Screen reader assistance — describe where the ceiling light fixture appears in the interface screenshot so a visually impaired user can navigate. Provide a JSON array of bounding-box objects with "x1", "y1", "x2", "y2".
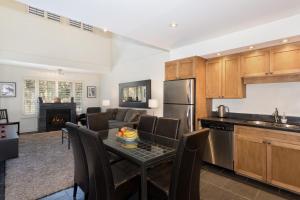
[
  {"x1": 217, "y1": 53, "x2": 222, "y2": 56},
  {"x1": 282, "y1": 39, "x2": 288, "y2": 43},
  {"x1": 249, "y1": 46, "x2": 254, "y2": 49},
  {"x1": 103, "y1": 28, "x2": 108, "y2": 32},
  {"x1": 170, "y1": 22, "x2": 178, "y2": 28}
]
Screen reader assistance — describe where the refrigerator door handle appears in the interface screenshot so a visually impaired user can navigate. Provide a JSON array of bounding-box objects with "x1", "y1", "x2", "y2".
[
  {"x1": 187, "y1": 81, "x2": 191, "y2": 103},
  {"x1": 186, "y1": 107, "x2": 191, "y2": 132}
]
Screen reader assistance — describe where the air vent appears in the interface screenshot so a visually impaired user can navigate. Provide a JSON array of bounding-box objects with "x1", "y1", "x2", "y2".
[
  {"x1": 83, "y1": 24, "x2": 93, "y2": 32},
  {"x1": 69, "y1": 19, "x2": 81, "y2": 28},
  {"x1": 28, "y1": 6, "x2": 44, "y2": 17},
  {"x1": 47, "y1": 12, "x2": 60, "y2": 22}
]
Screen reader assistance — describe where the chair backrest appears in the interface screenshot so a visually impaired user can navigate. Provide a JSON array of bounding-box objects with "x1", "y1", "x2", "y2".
[
  {"x1": 169, "y1": 129, "x2": 209, "y2": 200},
  {"x1": 87, "y1": 107, "x2": 101, "y2": 114},
  {"x1": 137, "y1": 115, "x2": 157, "y2": 134},
  {"x1": 78, "y1": 127, "x2": 115, "y2": 200},
  {"x1": 86, "y1": 113, "x2": 109, "y2": 132},
  {"x1": 0, "y1": 109, "x2": 8, "y2": 123},
  {"x1": 154, "y1": 117, "x2": 180, "y2": 139},
  {"x1": 65, "y1": 122, "x2": 89, "y2": 193}
]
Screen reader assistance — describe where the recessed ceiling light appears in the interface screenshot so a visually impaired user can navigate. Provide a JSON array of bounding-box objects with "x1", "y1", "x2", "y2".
[
  {"x1": 169, "y1": 22, "x2": 178, "y2": 28},
  {"x1": 282, "y1": 39, "x2": 288, "y2": 43},
  {"x1": 103, "y1": 28, "x2": 108, "y2": 32},
  {"x1": 217, "y1": 53, "x2": 221, "y2": 56},
  {"x1": 249, "y1": 46, "x2": 254, "y2": 49}
]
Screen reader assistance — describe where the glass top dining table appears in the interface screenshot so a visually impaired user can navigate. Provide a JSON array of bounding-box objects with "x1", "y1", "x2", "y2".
[{"x1": 101, "y1": 129, "x2": 178, "y2": 200}]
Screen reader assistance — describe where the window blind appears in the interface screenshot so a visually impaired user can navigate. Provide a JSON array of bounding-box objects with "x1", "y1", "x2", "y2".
[
  {"x1": 74, "y1": 83, "x2": 83, "y2": 113},
  {"x1": 24, "y1": 80, "x2": 36, "y2": 115},
  {"x1": 58, "y1": 81, "x2": 72, "y2": 103},
  {"x1": 39, "y1": 80, "x2": 56, "y2": 103}
]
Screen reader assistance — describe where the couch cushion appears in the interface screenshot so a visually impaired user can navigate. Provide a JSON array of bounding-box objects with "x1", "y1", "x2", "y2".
[
  {"x1": 109, "y1": 121, "x2": 127, "y2": 129},
  {"x1": 106, "y1": 108, "x2": 118, "y2": 120},
  {"x1": 124, "y1": 110, "x2": 139, "y2": 122},
  {"x1": 115, "y1": 109, "x2": 128, "y2": 121}
]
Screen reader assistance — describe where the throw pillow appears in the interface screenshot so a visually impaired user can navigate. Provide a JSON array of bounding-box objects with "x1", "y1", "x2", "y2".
[
  {"x1": 124, "y1": 110, "x2": 139, "y2": 122},
  {"x1": 115, "y1": 109, "x2": 128, "y2": 121},
  {"x1": 106, "y1": 108, "x2": 118, "y2": 120}
]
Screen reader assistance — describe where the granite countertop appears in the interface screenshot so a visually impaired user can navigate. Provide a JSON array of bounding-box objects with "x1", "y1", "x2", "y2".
[{"x1": 199, "y1": 117, "x2": 300, "y2": 133}]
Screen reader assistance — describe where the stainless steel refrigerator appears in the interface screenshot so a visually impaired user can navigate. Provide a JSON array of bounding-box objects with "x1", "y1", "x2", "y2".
[{"x1": 163, "y1": 79, "x2": 195, "y2": 136}]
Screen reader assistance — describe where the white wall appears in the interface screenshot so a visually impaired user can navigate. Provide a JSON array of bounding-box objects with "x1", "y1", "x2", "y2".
[
  {"x1": 213, "y1": 83, "x2": 300, "y2": 117},
  {"x1": 0, "y1": 65, "x2": 102, "y2": 133},
  {"x1": 0, "y1": 0, "x2": 112, "y2": 74},
  {"x1": 99, "y1": 35, "x2": 169, "y2": 116}
]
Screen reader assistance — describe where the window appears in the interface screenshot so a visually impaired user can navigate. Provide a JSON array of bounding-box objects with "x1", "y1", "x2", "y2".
[
  {"x1": 39, "y1": 80, "x2": 56, "y2": 103},
  {"x1": 23, "y1": 79, "x2": 84, "y2": 115},
  {"x1": 23, "y1": 80, "x2": 36, "y2": 115},
  {"x1": 58, "y1": 81, "x2": 72, "y2": 103},
  {"x1": 74, "y1": 83, "x2": 83, "y2": 113}
]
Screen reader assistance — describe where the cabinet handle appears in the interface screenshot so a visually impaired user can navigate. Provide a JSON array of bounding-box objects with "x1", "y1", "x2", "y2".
[
  {"x1": 265, "y1": 72, "x2": 269, "y2": 75},
  {"x1": 269, "y1": 72, "x2": 273, "y2": 75}
]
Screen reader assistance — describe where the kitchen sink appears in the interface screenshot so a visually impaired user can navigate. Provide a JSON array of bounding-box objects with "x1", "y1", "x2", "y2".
[{"x1": 245, "y1": 120, "x2": 300, "y2": 129}]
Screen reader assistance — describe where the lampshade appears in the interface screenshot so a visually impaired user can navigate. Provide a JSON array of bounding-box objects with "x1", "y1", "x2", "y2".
[
  {"x1": 102, "y1": 99, "x2": 110, "y2": 107},
  {"x1": 148, "y1": 99, "x2": 158, "y2": 108}
]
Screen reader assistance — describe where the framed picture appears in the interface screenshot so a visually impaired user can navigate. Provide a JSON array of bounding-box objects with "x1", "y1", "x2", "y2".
[
  {"x1": 0, "y1": 82, "x2": 16, "y2": 97},
  {"x1": 87, "y1": 86, "x2": 96, "y2": 98}
]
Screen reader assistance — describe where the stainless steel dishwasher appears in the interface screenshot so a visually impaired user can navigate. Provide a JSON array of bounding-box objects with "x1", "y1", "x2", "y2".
[{"x1": 201, "y1": 120, "x2": 234, "y2": 170}]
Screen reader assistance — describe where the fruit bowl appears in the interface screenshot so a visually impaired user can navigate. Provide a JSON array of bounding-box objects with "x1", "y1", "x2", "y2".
[{"x1": 116, "y1": 127, "x2": 138, "y2": 143}]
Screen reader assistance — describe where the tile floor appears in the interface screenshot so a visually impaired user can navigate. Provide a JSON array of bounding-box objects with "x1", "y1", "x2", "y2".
[{"x1": 40, "y1": 164, "x2": 300, "y2": 200}]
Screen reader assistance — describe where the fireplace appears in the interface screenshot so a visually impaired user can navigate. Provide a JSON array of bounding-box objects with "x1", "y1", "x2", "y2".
[
  {"x1": 46, "y1": 109, "x2": 71, "y2": 131},
  {"x1": 38, "y1": 100, "x2": 76, "y2": 132}
]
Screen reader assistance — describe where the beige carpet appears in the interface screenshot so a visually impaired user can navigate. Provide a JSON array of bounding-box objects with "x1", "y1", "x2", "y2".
[{"x1": 5, "y1": 131, "x2": 74, "y2": 200}]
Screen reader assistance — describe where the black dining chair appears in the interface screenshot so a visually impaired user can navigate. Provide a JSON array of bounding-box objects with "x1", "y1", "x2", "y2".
[
  {"x1": 0, "y1": 109, "x2": 8, "y2": 123},
  {"x1": 86, "y1": 112, "x2": 109, "y2": 134},
  {"x1": 66, "y1": 122, "x2": 89, "y2": 200},
  {"x1": 86, "y1": 113, "x2": 122, "y2": 164},
  {"x1": 78, "y1": 126, "x2": 140, "y2": 200},
  {"x1": 137, "y1": 115, "x2": 157, "y2": 135},
  {"x1": 154, "y1": 117, "x2": 180, "y2": 139},
  {"x1": 147, "y1": 129, "x2": 209, "y2": 200},
  {"x1": 78, "y1": 107, "x2": 102, "y2": 126}
]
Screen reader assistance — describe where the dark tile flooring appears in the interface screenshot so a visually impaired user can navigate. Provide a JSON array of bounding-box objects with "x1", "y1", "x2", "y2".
[
  {"x1": 40, "y1": 163, "x2": 300, "y2": 200},
  {"x1": 0, "y1": 161, "x2": 4, "y2": 200}
]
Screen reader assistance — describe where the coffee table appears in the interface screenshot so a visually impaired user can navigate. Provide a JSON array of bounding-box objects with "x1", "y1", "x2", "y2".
[{"x1": 0, "y1": 123, "x2": 19, "y2": 161}]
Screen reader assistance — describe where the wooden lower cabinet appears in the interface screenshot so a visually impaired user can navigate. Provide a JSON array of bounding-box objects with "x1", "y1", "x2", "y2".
[
  {"x1": 234, "y1": 125, "x2": 300, "y2": 194},
  {"x1": 268, "y1": 141, "x2": 300, "y2": 192},
  {"x1": 234, "y1": 134, "x2": 267, "y2": 182}
]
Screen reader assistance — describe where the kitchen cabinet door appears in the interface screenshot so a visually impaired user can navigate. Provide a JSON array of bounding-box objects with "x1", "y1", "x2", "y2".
[
  {"x1": 270, "y1": 42, "x2": 300, "y2": 75},
  {"x1": 241, "y1": 49, "x2": 270, "y2": 77},
  {"x1": 206, "y1": 58, "x2": 222, "y2": 98},
  {"x1": 267, "y1": 141, "x2": 300, "y2": 193},
  {"x1": 222, "y1": 56, "x2": 245, "y2": 98},
  {"x1": 177, "y1": 57, "x2": 195, "y2": 79},
  {"x1": 234, "y1": 134, "x2": 267, "y2": 182},
  {"x1": 165, "y1": 61, "x2": 178, "y2": 80}
]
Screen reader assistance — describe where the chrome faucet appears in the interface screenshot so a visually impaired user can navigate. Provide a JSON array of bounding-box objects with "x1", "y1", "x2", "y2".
[{"x1": 273, "y1": 108, "x2": 280, "y2": 123}]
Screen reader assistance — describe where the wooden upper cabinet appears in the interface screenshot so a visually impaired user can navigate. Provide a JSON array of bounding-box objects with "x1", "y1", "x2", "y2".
[
  {"x1": 206, "y1": 56, "x2": 245, "y2": 99},
  {"x1": 165, "y1": 61, "x2": 178, "y2": 80},
  {"x1": 177, "y1": 58, "x2": 195, "y2": 79},
  {"x1": 206, "y1": 58, "x2": 222, "y2": 98},
  {"x1": 234, "y1": 134, "x2": 267, "y2": 182},
  {"x1": 241, "y1": 49, "x2": 270, "y2": 77},
  {"x1": 270, "y1": 42, "x2": 300, "y2": 75},
  {"x1": 223, "y1": 56, "x2": 245, "y2": 98}
]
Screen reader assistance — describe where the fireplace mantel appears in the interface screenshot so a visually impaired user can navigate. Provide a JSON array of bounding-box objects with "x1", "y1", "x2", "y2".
[{"x1": 38, "y1": 103, "x2": 76, "y2": 132}]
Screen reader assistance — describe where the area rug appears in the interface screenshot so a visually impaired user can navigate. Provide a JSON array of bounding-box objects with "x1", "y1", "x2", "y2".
[{"x1": 5, "y1": 131, "x2": 74, "y2": 200}]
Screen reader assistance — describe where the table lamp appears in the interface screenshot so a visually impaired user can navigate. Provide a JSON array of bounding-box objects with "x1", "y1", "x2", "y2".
[{"x1": 148, "y1": 99, "x2": 158, "y2": 116}]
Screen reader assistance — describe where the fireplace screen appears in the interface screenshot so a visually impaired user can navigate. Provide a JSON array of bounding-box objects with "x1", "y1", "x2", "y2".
[{"x1": 46, "y1": 109, "x2": 71, "y2": 131}]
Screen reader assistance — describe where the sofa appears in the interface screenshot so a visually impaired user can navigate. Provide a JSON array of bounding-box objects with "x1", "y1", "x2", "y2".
[{"x1": 105, "y1": 108, "x2": 147, "y2": 129}]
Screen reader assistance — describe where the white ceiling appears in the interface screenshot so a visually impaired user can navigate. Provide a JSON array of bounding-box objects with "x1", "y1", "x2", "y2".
[{"x1": 17, "y1": 0, "x2": 300, "y2": 50}]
